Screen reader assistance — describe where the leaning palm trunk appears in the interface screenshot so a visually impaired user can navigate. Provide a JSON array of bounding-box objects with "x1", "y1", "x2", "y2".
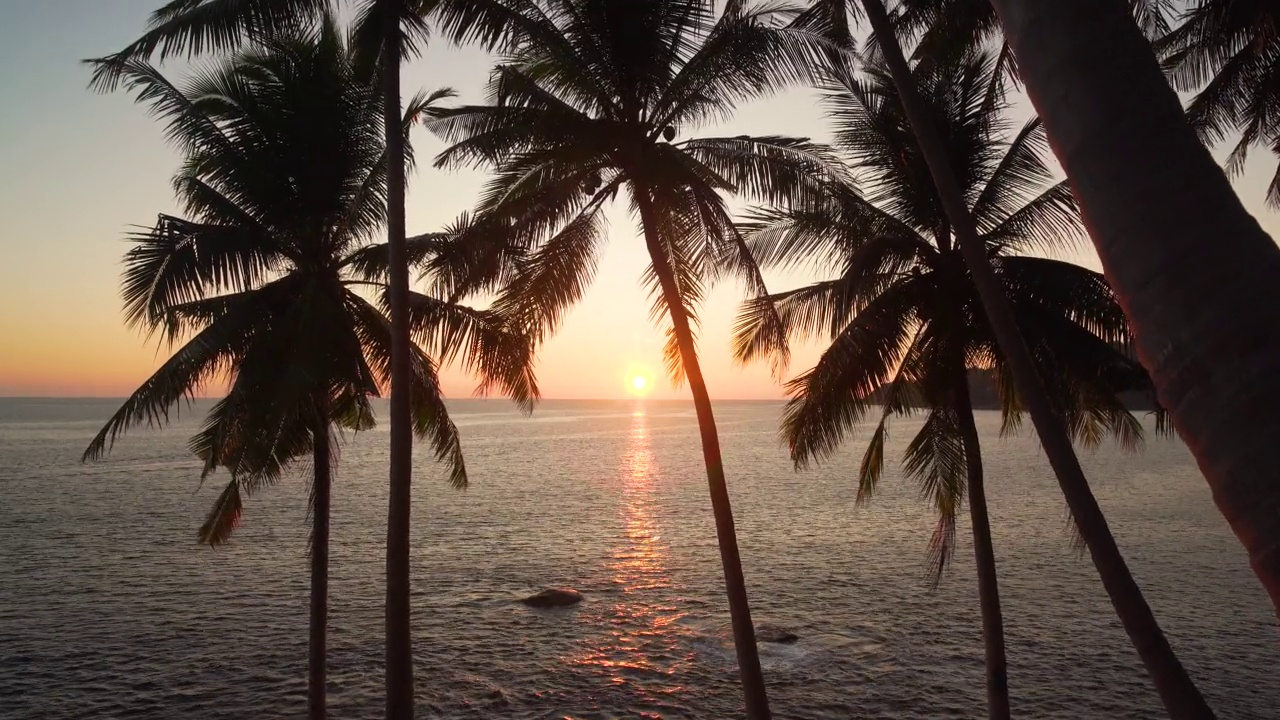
[
  {"x1": 953, "y1": 367, "x2": 1010, "y2": 720},
  {"x1": 380, "y1": 1, "x2": 415, "y2": 717},
  {"x1": 987, "y1": 0, "x2": 1280, "y2": 623},
  {"x1": 857, "y1": 1, "x2": 1214, "y2": 717},
  {"x1": 310, "y1": 418, "x2": 333, "y2": 720},
  {"x1": 636, "y1": 187, "x2": 771, "y2": 719}
]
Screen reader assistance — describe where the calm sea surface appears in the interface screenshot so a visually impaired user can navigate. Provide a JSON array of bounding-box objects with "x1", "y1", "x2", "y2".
[{"x1": 0, "y1": 398, "x2": 1276, "y2": 719}]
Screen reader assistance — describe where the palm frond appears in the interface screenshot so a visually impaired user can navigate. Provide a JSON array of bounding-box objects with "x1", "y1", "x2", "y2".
[
  {"x1": 856, "y1": 336, "x2": 927, "y2": 504},
  {"x1": 995, "y1": 257, "x2": 1128, "y2": 343},
  {"x1": 85, "y1": 0, "x2": 328, "y2": 91},
  {"x1": 83, "y1": 295, "x2": 271, "y2": 461},
  {"x1": 345, "y1": 293, "x2": 468, "y2": 487},
  {"x1": 1158, "y1": 0, "x2": 1280, "y2": 169},
  {"x1": 408, "y1": 344, "x2": 468, "y2": 489},
  {"x1": 970, "y1": 117, "x2": 1058, "y2": 231},
  {"x1": 734, "y1": 276, "x2": 867, "y2": 362},
  {"x1": 197, "y1": 478, "x2": 244, "y2": 546},
  {"x1": 403, "y1": 290, "x2": 539, "y2": 412},
  {"x1": 491, "y1": 204, "x2": 608, "y2": 342},
  {"x1": 825, "y1": 51, "x2": 1000, "y2": 234},
  {"x1": 427, "y1": 104, "x2": 598, "y2": 170},
  {"x1": 635, "y1": 180, "x2": 723, "y2": 386},
  {"x1": 344, "y1": 231, "x2": 454, "y2": 281},
  {"x1": 902, "y1": 407, "x2": 967, "y2": 584},
  {"x1": 740, "y1": 183, "x2": 931, "y2": 275},
  {"x1": 431, "y1": 0, "x2": 568, "y2": 54},
  {"x1": 348, "y1": 0, "x2": 433, "y2": 67},
  {"x1": 788, "y1": 0, "x2": 858, "y2": 48},
  {"x1": 418, "y1": 214, "x2": 531, "y2": 300},
  {"x1": 122, "y1": 215, "x2": 284, "y2": 334},
  {"x1": 859, "y1": 418, "x2": 889, "y2": 504},
  {"x1": 781, "y1": 279, "x2": 923, "y2": 466},
  {"x1": 91, "y1": 56, "x2": 242, "y2": 155},
  {"x1": 983, "y1": 180, "x2": 1082, "y2": 257},
  {"x1": 187, "y1": 282, "x2": 356, "y2": 490},
  {"x1": 654, "y1": 2, "x2": 829, "y2": 129},
  {"x1": 678, "y1": 135, "x2": 847, "y2": 207}
]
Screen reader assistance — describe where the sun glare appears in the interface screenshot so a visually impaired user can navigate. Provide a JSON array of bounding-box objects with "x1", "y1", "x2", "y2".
[{"x1": 627, "y1": 371, "x2": 653, "y2": 397}]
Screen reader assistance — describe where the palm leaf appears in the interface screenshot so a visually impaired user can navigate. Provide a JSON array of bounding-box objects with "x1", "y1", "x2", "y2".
[
  {"x1": 121, "y1": 216, "x2": 285, "y2": 336},
  {"x1": 86, "y1": 0, "x2": 328, "y2": 91},
  {"x1": 491, "y1": 204, "x2": 608, "y2": 342},
  {"x1": 654, "y1": 1, "x2": 829, "y2": 129},
  {"x1": 83, "y1": 295, "x2": 270, "y2": 461},
  {"x1": 902, "y1": 407, "x2": 967, "y2": 584},
  {"x1": 403, "y1": 290, "x2": 539, "y2": 412},
  {"x1": 983, "y1": 180, "x2": 1082, "y2": 257},
  {"x1": 740, "y1": 182, "x2": 931, "y2": 273},
  {"x1": 678, "y1": 134, "x2": 847, "y2": 207},
  {"x1": 856, "y1": 328, "x2": 927, "y2": 504},
  {"x1": 408, "y1": 344, "x2": 469, "y2": 489},
  {"x1": 781, "y1": 278, "x2": 923, "y2": 466},
  {"x1": 197, "y1": 478, "x2": 244, "y2": 546},
  {"x1": 346, "y1": 293, "x2": 468, "y2": 487}
]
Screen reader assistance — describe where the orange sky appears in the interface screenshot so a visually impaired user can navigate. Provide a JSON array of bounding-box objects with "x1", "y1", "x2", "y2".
[{"x1": 3, "y1": 1, "x2": 1279, "y2": 401}]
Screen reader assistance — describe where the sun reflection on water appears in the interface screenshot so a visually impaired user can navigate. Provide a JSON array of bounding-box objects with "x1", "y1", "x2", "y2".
[{"x1": 570, "y1": 407, "x2": 694, "y2": 695}]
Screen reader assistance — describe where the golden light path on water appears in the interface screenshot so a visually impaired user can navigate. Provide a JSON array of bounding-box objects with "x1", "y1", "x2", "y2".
[{"x1": 569, "y1": 406, "x2": 694, "y2": 699}]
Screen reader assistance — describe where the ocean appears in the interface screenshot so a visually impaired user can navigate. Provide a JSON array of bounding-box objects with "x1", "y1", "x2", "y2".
[{"x1": 0, "y1": 398, "x2": 1276, "y2": 719}]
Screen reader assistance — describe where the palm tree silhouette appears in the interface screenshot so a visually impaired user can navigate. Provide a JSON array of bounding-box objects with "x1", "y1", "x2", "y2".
[
  {"x1": 85, "y1": 3, "x2": 535, "y2": 713},
  {"x1": 847, "y1": 1, "x2": 1215, "y2": 716},
  {"x1": 735, "y1": 49, "x2": 1171, "y2": 720},
  {"x1": 82, "y1": 16, "x2": 532, "y2": 719},
  {"x1": 424, "y1": 1, "x2": 841, "y2": 716}
]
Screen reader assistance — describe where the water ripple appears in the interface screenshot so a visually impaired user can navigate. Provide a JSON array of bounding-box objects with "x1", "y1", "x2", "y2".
[{"x1": 0, "y1": 398, "x2": 1276, "y2": 719}]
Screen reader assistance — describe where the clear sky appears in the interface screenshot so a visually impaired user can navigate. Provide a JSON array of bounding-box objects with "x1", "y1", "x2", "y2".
[{"x1": 2, "y1": 1, "x2": 1278, "y2": 401}]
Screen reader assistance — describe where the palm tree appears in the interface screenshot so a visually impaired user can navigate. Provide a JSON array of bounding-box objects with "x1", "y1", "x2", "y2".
[
  {"x1": 423, "y1": 2, "x2": 836, "y2": 716},
  {"x1": 86, "y1": 3, "x2": 534, "y2": 714},
  {"x1": 1159, "y1": 1, "x2": 1280, "y2": 205},
  {"x1": 735, "y1": 49, "x2": 1170, "y2": 720},
  {"x1": 796, "y1": 1, "x2": 1218, "y2": 716},
  {"x1": 82, "y1": 18, "x2": 533, "y2": 720},
  {"x1": 983, "y1": 0, "x2": 1280, "y2": 627}
]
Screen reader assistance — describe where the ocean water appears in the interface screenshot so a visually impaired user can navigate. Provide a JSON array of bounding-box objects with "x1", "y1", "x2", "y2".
[{"x1": 0, "y1": 398, "x2": 1276, "y2": 719}]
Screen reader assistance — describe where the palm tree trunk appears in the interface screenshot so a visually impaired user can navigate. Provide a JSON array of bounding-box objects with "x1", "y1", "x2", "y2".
[
  {"x1": 987, "y1": 0, "x2": 1280, "y2": 622},
  {"x1": 380, "y1": 1, "x2": 415, "y2": 718},
  {"x1": 857, "y1": 1, "x2": 1214, "y2": 717},
  {"x1": 953, "y1": 367, "x2": 1010, "y2": 720},
  {"x1": 310, "y1": 418, "x2": 332, "y2": 720},
  {"x1": 634, "y1": 185, "x2": 771, "y2": 720}
]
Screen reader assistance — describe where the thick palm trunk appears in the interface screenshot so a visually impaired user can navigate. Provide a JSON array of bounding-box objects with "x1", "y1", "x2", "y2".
[
  {"x1": 987, "y1": 0, "x2": 1280, "y2": 623},
  {"x1": 634, "y1": 186, "x2": 771, "y2": 720},
  {"x1": 953, "y1": 369, "x2": 1010, "y2": 720},
  {"x1": 381, "y1": 1, "x2": 415, "y2": 718},
  {"x1": 857, "y1": 1, "x2": 1214, "y2": 717},
  {"x1": 310, "y1": 419, "x2": 332, "y2": 720}
]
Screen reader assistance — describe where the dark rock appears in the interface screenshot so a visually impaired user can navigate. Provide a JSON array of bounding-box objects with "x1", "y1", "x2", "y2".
[
  {"x1": 755, "y1": 623, "x2": 799, "y2": 644},
  {"x1": 519, "y1": 588, "x2": 583, "y2": 608}
]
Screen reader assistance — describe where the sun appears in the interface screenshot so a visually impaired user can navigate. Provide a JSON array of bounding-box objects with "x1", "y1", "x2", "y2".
[{"x1": 626, "y1": 371, "x2": 653, "y2": 397}]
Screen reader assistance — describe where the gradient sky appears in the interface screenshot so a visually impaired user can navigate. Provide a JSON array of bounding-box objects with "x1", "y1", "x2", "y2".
[{"x1": 2, "y1": 1, "x2": 1279, "y2": 400}]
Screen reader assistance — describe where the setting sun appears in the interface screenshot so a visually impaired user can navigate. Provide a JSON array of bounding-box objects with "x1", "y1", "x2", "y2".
[{"x1": 625, "y1": 367, "x2": 654, "y2": 397}]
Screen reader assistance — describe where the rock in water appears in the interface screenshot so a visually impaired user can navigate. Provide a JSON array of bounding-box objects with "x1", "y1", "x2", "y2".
[
  {"x1": 755, "y1": 623, "x2": 798, "y2": 644},
  {"x1": 519, "y1": 588, "x2": 583, "y2": 608}
]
